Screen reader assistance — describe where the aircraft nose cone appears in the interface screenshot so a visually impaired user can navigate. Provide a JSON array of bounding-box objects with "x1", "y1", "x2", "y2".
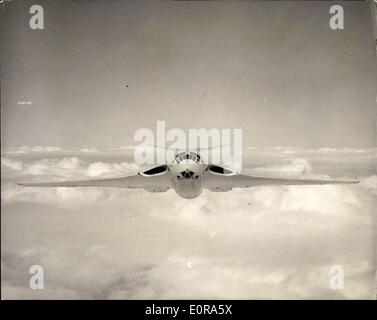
[{"x1": 174, "y1": 179, "x2": 203, "y2": 199}]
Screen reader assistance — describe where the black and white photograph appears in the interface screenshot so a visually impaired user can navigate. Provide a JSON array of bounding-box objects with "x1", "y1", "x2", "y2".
[{"x1": 1, "y1": 0, "x2": 376, "y2": 304}]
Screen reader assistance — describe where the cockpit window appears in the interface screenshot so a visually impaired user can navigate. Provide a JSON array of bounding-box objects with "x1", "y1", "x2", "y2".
[
  {"x1": 177, "y1": 169, "x2": 199, "y2": 180},
  {"x1": 182, "y1": 170, "x2": 194, "y2": 178}
]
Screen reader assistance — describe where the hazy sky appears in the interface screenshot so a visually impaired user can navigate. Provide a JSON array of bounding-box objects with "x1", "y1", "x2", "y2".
[
  {"x1": 1, "y1": 1, "x2": 376, "y2": 149},
  {"x1": 1, "y1": 1, "x2": 376, "y2": 300}
]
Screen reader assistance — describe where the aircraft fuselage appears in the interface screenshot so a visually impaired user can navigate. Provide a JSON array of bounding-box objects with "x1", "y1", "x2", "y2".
[{"x1": 168, "y1": 152, "x2": 206, "y2": 199}]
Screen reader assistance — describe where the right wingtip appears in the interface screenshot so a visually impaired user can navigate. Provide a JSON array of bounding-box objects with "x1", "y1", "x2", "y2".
[
  {"x1": 17, "y1": 182, "x2": 36, "y2": 187},
  {"x1": 17, "y1": 183, "x2": 28, "y2": 187}
]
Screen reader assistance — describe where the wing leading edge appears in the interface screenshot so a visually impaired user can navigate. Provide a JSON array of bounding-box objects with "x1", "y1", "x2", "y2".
[
  {"x1": 204, "y1": 173, "x2": 359, "y2": 192},
  {"x1": 18, "y1": 173, "x2": 170, "y2": 193}
]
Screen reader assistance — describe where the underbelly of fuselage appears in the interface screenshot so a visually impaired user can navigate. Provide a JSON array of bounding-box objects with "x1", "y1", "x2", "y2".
[{"x1": 172, "y1": 176, "x2": 204, "y2": 199}]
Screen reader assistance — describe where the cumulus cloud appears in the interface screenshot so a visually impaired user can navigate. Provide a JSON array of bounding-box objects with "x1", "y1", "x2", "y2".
[
  {"x1": 2, "y1": 145, "x2": 138, "y2": 155},
  {"x1": 79, "y1": 148, "x2": 100, "y2": 153},
  {"x1": 249, "y1": 158, "x2": 314, "y2": 177},
  {"x1": 1, "y1": 156, "x2": 140, "y2": 179},
  {"x1": 86, "y1": 162, "x2": 140, "y2": 177},
  {"x1": 1, "y1": 147, "x2": 376, "y2": 299},
  {"x1": 246, "y1": 147, "x2": 377, "y2": 162},
  {"x1": 2, "y1": 157, "x2": 24, "y2": 171},
  {"x1": 3, "y1": 146, "x2": 68, "y2": 154}
]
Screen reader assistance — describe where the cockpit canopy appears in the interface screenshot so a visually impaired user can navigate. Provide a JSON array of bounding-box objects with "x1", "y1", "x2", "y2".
[{"x1": 174, "y1": 152, "x2": 201, "y2": 164}]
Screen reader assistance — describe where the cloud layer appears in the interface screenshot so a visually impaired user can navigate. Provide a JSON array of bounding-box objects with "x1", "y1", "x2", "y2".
[{"x1": 1, "y1": 148, "x2": 376, "y2": 299}]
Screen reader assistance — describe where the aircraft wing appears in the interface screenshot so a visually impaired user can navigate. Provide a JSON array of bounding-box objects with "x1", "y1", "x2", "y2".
[
  {"x1": 18, "y1": 173, "x2": 171, "y2": 193},
  {"x1": 204, "y1": 173, "x2": 359, "y2": 192}
]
